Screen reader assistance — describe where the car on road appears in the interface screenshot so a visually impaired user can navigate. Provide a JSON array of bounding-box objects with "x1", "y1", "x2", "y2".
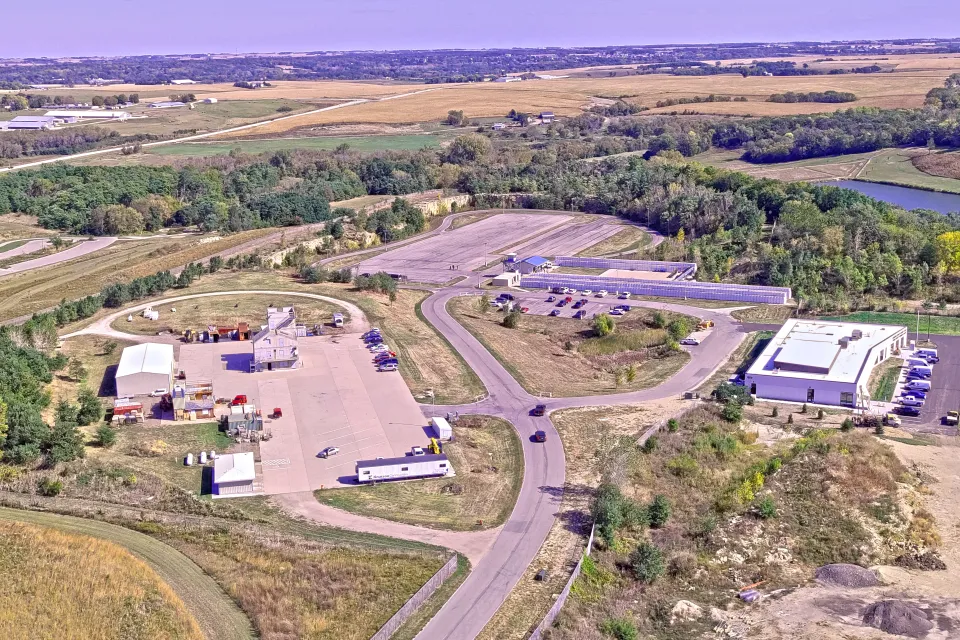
[
  {"x1": 531, "y1": 404, "x2": 546, "y2": 416},
  {"x1": 546, "y1": 296, "x2": 556, "y2": 302},
  {"x1": 680, "y1": 338, "x2": 701, "y2": 346},
  {"x1": 550, "y1": 309, "x2": 561, "y2": 316},
  {"x1": 318, "y1": 446, "x2": 340, "y2": 458},
  {"x1": 574, "y1": 310, "x2": 587, "y2": 319},
  {"x1": 946, "y1": 410, "x2": 959, "y2": 426},
  {"x1": 533, "y1": 430, "x2": 547, "y2": 442},
  {"x1": 412, "y1": 446, "x2": 425, "y2": 456},
  {"x1": 896, "y1": 406, "x2": 922, "y2": 417},
  {"x1": 609, "y1": 308, "x2": 624, "y2": 316},
  {"x1": 378, "y1": 362, "x2": 399, "y2": 372}
]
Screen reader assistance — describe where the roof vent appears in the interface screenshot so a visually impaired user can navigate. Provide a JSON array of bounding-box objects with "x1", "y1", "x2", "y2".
[
  {"x1": 839, "y1": 337, "x2": 850, "y2": 349},
  {"x1": 851, "y1": 329, "x2": 863, "y2": 340}
]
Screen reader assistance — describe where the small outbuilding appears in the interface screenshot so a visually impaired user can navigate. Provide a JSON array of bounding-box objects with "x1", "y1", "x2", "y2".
[
  {"x1": 213, "y1": 452, "x2": 256, "y2": 497},
  {"x1": 518, "y1": 256, "x2": 550, "y2": 275},
  {"x1": 115, "y1": 343, "x2": 175, "y2": 397},
  {"x1": 491, "y1": 272, "x2": 521, "y2": 287}
]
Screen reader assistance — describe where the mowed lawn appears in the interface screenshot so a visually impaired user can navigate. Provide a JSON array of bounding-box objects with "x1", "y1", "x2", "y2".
[
  {"x1": 315, "y1": 416, "x2": 523, "y2": 531},
  {"x1": 822, "y1": 311, "x2": 960, "y2": 335},
  {"x1": 149, "y1": 134, "x2": 450, "y2": 156}
]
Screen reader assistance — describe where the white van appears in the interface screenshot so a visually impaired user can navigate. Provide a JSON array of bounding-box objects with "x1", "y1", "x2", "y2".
[
  {"x1": 332, "y1": 312, "x2": 344, "y2": 328},
  {"x1": 905, "y1": 380, "x2": 932, "y2": 391}
]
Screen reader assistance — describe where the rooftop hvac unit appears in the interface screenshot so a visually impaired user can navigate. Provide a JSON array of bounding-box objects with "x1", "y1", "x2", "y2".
[
  {"x1": 851, "y1": 329, "x2": 863, "y2": 340},
  {"x1": 839, "y1": 337, "x2": 850, "y2": 349}
]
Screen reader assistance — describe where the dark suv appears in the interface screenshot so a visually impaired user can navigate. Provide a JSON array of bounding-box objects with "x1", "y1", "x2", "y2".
[{"x1": 531, "y1": 404, "x2": 547, "y2": 416}]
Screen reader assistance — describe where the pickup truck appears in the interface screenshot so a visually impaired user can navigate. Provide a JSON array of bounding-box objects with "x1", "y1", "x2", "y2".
[{"x1": 946, "y1": 410, "x2": 959, "y2": 426}]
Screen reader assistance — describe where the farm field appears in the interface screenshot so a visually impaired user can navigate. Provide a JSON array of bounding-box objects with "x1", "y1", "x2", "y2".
[
  {"x1": 0, "y1": 508, "x2": 247, "y2": 640},
  {"x1": 0, "y1": 214, "x2": 56, "y2": 240},
  {"x1": 448, "y1": 297, "x2": 692, "y2": 397},
  {"x1": 114, "y1": 293, "x2": 343, "y2": 336},
  {"x1": 0, "y1": 230, "x2": 273, "y2": 322},
  {"x1": 147, "y1": 133, "x2": 452, "y2": 156},
  {"x1": 315, "y1": 416, "x2": 523, "y2": 531},
  {"x1": 822, "y1": 311, "x2": 960, "y2": 336},
  {"x1": 858, "y1": 148, "x2": 960, "y2": 194}
]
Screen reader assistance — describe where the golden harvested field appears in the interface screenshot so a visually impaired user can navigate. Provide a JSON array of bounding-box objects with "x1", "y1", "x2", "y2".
[
  {"x1": 0, "y1": 214, "x2": 56, "y2": 240},
  {"x1": 0, "y1": 230, "x2": 272, "y2": 321},
  {"x1": 315, "y1": 416, "x2": 523, "y2": 531},
  {"x1": 81, "y1": 80, "x2": 424, "y2": 102},
  {"x1": 0, "y1": 519, "x2": 203, "y2": 640}
]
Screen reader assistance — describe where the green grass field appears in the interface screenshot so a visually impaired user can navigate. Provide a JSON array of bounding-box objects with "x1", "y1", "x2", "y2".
[
  {"x1": 0, "y1": 239, "x2": 29, "y2": 253},
  {"x1": 148, "y1": 134, "x2": 450, "y2": 156},
  {"x1": 822, "y1": 311, "x2": 960, "y2": 336},
  {"x1": 859, "y1": 149, "x2": 960, "y2": 194},
  {"x1": 869, "y1": 357, "x2": 903, "y2": 402}
]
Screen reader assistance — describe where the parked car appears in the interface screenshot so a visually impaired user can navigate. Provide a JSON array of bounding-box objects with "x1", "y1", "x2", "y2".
[
  {"x1": 899, "y1": 396, "x2": 925, "y2": 408},
  {"x1": 546, "y1": 296, "x2": 556, "y2": 302},
  {"x1": 901, "y1": 390, "x2": 927, "y2": 400},
  {"x1": 609, "y1": 308, "x2": 624, "y2": 316},
  {"x1": 556, "y1": 300, "x2": 566, "y2": 307},
  {"x1": 617, "y1": 304, "x2": 631, "y2": 312},
  {"x1": 574, "y1": 310, "x2": 587, "y2": 319},
  {"x1": 362, "y1": 329, "x2": 381, "y2": 339},
  {"x1": 565, "y1": 296, "x2": 573, "y2": 303},
  {"x1": 581, "y1": 290, "x2": 593, "y2": 296},
  {"x1": 680, "y1": 338, "x2": 701, "y2": 346},
  {"x1": 572, "y1": 300, "x2": 584, "y2": 309},
  {"x1": 378, "y1": 362, "x2": 399, "y2": 372},
  {"x1": 945, "y1": 410, "x2": 959, "y2": 426},
  {"x1": 533, "y1": 430, "x2": 547, "y2": 443},
  {"x1": 618, "y1": 292, "x2": 631, "y2": 300},
  {"x1": 150, "y1": 388, "x2": 168, "y2": 397},
  {"x1": 501, "y1": 293, "x2": 515, "y2": 301},
  {"x1": 531, "y1": 404, "x2": 546, "y2": 416},
  {"x1": 905, "y1": 380, "x2": 932, "y2": 391},
  {"x1": 883, "y1": 413, "x2": 902, "y2": 427},
  {"x1": 370, "y1": 344, "x2": 390, "y2": 352},
  {"x1": 318, "y1": 446, "x2": 340, "y2": 458},
  {"x1": 550, "y1": 309, "x2": 561, "y2": 316},
  {"x1": 231, "y1": 394, "x2": 247, "y2": 405},
  {"x1": 596, "y1": 290, "x2": 607, "y2": 298},
  {"x1": 896, "y1": 406, "x2": 922, "y2": 417},
  {"x1": 374, "y1": 353, "x2": 397, "y2": 362},
  {"x1": 412, "y1": 446, "x2": 425, "y2": 456}
]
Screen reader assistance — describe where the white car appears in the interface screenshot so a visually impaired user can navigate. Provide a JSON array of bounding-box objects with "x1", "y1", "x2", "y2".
[
  {"x1": 411, "y1": 446, "x2": 425, "y2": 456},
  {"x1": 680, "y1": 338, "x2": 701, "y2": 346},
  {"x1": 370, "y1": 344, "x2": 390, "y2": 352},
  {"x1": 596, "y1": 290, "x2": 607, "y2": 298},
  {"x1": 618, "y1": 292, "x2": 631, "y2": 300},
  {"x1": 609, "y1": 308, "x2": 624, "y2": 316},
  {"x1": 581, "y1": 290, "x2": 593, "y2": 296},
  {"x1": 318, "y1": 446, "x2": 340, "y2": 459},
  {"x1": 149, "y1": 388, "x2": 168, "y2": 397},
  {"x1": 378, "y1": 362, "x2": 398, "y2": 372}
]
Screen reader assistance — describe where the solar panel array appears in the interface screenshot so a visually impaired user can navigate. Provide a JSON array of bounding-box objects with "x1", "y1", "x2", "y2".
[
  {"x1": 553, "y1": 256, "x2": 698, "y2": 278},
  {"x1": 521, "y1": 273, "x2": 791, "y2": 304}
]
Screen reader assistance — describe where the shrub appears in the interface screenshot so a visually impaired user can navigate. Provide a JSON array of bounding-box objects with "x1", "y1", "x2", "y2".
[
  {"x1": 689, "y1": 513, "x2": 717, "y2": 538},
  {"x1": 667, "y1": 454, "x2": 699, "y2": 478},
  {"x1": 787, "y1": 414, "x2": 794, "y2": 424},
  {"x1": 841, "y1": 418, "x2": 854, "y2": 432},
  {"x1": 714, "y1": 382, "x2": 753, "y2": 405},
  {"x1": 772, "y1": 406, "x2": 779, "y2": 417},
  {"x1": 630, "y1": 542, "x2": 665, "y2": 583},
  {"x1": 667, "y1": 319, "x2": 689, "y2": 341},
  {"x1": 649, "y1": 494, "x2": 671, "y2": 528},
  {"x1": 502, "y1": 310, "x2": 521, "y2": 329},
  {"x1": 817, "y1": 408, "x2": 825, "y2": 420},
  {"x1": 667, "y1": 418, "x2": 679, "y2": 432},
  {"x1": 592, "y1": 483, "x2": 631, "y2": 546},
  {"x1": 642, "y1": 435, "x2": 658, "y2": 454},
  {"x1": 766, "y1": 457, "x2": 782, "y2": 473},
  {"x1": 668, "y1": 552, "x2": 698, "y2": 578},
  {"x1": 38, "y1": 477, "x2": 63, "y2": 497},
  {"x1": 651, "y1": 311, "x2": 667, "y2": 328},
  {"x1": 593, "y1": 313, "x2": 615, "y2": 337},
  {"x1": 600, "y1": 617, "x2": 638, "y2": 640},
  {"x1": 757, "y1": 495, "x2": 778, "y2": 519},
  {"x1": 95, "y1": 424, "x2": 118, "y2": 448},
  {"x1": 801, "y1": 403, "x2": 808, "y2": 414},
  {"x1": 722, "y1": 401, "x2": 743, "y2": 423}
]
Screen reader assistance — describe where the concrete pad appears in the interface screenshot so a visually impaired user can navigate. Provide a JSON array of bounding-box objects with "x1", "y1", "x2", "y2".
[
  {"x1": 179, "y1": 335, "x2": 429, "y2": 493},
  {"x1": 598, "y1": 268, "x2": 677, "y2": 281},
  {"x1": 508, "y1": 219, "x2": 623, "y2": 257}
]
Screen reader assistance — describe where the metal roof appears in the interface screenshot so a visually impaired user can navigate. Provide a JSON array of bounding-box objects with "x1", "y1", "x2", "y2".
[
  {"x1": 522, "y1": 256, "x2": 549, "y2": 267},
  {"x1": 214, "y1": 452, "x2": 256, "y2": 484},
  {"x1": 773, "y1": 340, "x2": 840, "y2": 373},
  {"x1": 116, "y1": 343, "x2": 174, "y2": 378},
  {"x1": 356, "y1": 454, "x2": 448, "y2": 469}
]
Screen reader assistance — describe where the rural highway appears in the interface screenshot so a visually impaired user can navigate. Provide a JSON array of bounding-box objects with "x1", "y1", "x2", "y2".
[{"x1": 0, "y1": 237, "x2": 117, "y2": 276}]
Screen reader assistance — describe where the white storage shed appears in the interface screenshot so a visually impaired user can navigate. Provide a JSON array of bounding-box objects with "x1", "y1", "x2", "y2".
[
  {"x1": 213, "y1": 452, "x2": 257, "y2": 497},
  {"x1": 115, "y1": 343, "x2": 175, "y2": 397},
  {"x1": 356, "y1": 454, "x2": 454, "y2": 483}
]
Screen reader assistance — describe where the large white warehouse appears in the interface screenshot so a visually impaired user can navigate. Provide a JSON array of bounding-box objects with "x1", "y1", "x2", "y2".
[
  {"x1": 115, "y1": 343, "x2": 175, "y2": 397},
  {"x1": 745, "y1": 319, "x2": 908, "y2": 408}
]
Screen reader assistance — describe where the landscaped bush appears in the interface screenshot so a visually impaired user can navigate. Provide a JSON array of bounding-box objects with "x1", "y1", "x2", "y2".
[{"x1": 600, "y1": 617, "x2": 639, "y2": 640}]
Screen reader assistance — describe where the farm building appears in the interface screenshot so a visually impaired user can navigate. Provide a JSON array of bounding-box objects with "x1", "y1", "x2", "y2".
[
  {"x1": 213, "y1": 452, "x2": 257, "y2": 497},
  {"x1": 492, "y1": 271, "x2": 521, "y2": 287},
  {"x1": 170, "y1": 79, "x2": 198, "y2": 85},
  {"x1": 148, "y1": 101, "x2": 186, "y2": 109},
  {"x1": 6, "y1": 116, "x2": 57, "y2": 130},
  {"x1": 518, "y1": 256, "x2": 551, "y2": 275},
  {"x1": 356, "y1": 454, "x2": 454, "y2": 483},
  {"x1": 251, "y1": 307, "x2": 306, "y2": 372},
  {"x1": 115, "y1": 343, "x2": 175, "y2": 397},
  {"x1": 744, "y1": 319, "x2": 909, "y2": 408},
  {"x1": 539, "y1": 111, "x2": 555, "y2": 123},
  {"x1": 493, "y1": 76, "x2": 522, "y2": 82},
  {"x1": 45, "y1": 109, "x2": 130, "y2": 120}
]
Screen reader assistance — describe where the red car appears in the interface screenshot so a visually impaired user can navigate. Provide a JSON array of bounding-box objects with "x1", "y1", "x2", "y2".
[
  {"x1": 564, "y1": 296, "x2": 573, "y2": 303},
  {"x1": 520, "y1": 307, "x2": 529, "y2": 313}
]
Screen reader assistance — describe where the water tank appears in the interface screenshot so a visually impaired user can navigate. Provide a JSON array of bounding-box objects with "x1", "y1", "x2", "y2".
[
  {"x1": 209, "y1": 450, "x2": 216, "y2": 459},
  {"x1": 185, "y1": 453, "x2": 194, "y2": 466},
  {"x1": 199, "y1": 451, "x2": 208, "y2": 464}
]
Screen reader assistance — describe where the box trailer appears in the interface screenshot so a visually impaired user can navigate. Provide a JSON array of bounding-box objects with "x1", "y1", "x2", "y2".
[
  {"x1": 431, "y1": 416, "x2": 453, "y2": 440},
  {"x1": 332, "y1": 313, "x2": 344, "y2": 328},
  {"x1": 356, "y1": 454, "x2": 454, "y2": 483}
]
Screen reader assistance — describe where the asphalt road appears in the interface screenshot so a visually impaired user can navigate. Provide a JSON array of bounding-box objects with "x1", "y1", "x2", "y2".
[{"x1": 0, "y1": 237, "x2": 117, "y2": 276}]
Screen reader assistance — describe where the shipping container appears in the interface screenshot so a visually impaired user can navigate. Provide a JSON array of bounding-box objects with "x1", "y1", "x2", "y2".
[{"x1": 356, "y1": 454, "x2": 454, "y2": 483}]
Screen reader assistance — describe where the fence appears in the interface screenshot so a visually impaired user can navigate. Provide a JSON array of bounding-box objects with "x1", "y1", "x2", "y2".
[
  {"x1": 554, "y1": 256, "x2": 698, "y2": 279},
  {"x1": 370, "y1": 554, "x2": 459, "y2": 640},
  {"x1": 528, "y1": 524, "x2": 596, "y2": 640}
]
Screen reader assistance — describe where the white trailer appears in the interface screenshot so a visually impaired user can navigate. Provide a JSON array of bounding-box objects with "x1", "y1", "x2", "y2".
[
  {"x1": 356, "y1": 454, "x2": 454, "y2": 483},
  {"x1": 431, "y1": 416, "x2": 453, "y2": 440},
  {"x1": 332, "y1": 312, "x2": 344, "y2": 328}
]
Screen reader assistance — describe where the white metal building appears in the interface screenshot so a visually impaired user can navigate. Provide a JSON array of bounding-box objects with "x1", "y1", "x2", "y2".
[
  {"x1": 213, "y1": 452, "x2": 256, "y2": 497},
  {"x1": 356, "y1": 454, "x2": 454, "y2": 483},
  {"x1": 5, "y1": 116, "x2": 57, "y2": 130},
  {"x1": 45, "y1": 109, "x2": 130, "y2": 120},
  {"x1": 745, "y1": 319, "x2": 909, "y2": 408},
  {"x1": 115, "y1": 343, "x2": 175, "y2": 397}
]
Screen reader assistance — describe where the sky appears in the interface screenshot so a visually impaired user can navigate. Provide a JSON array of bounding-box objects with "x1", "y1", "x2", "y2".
[{"x1": 3, "y1": 0, "x2": 960, "y2": 58}]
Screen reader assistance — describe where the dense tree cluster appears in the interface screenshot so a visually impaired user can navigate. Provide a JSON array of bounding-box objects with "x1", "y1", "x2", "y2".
[
  {"x1": 655, "y1": 95, "x2": 747, "y2": 108},
  {"x1": 0, "y1": 127, "x2": 159, "y2": 160},
  {"x1": 767, "y1": 91, "x2": 857, "y2": 103}
]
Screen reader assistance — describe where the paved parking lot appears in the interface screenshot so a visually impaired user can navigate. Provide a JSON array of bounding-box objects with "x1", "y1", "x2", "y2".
[
  {"x1": 178, "y1": 335, "x2": 430, "y2": 492},
  {"x1": 887, "y1": 336, "x2": 960, "y2": 434},
  {"x1": 506, "y1": 218, "x2": 623, "y2": 257}
]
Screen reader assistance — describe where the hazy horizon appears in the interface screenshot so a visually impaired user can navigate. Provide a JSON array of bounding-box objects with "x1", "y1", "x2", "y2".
[{"x1": 3, "y1": 0, "x2": 959, "y2": 59}]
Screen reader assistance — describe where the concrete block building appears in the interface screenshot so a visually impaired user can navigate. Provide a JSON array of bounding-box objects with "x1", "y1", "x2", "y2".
[
  {"x1": 115, "y1": 343, "x2": 175, "y2": 397},
  {"x1": 745, "y1": 319, "x2": 908, "y2": 408}
]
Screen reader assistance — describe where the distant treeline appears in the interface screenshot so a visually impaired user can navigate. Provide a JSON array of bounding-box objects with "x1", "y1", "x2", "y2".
[
  {"x1": 0, "y1": 92, "x2": 139, "y2": 111},
  {"x1": 655, "y1": 95, "x2": 748, "y2": 108},
  {"x1": 768, "y1": 91, "x2": 857, "y2": 103},
  {"x1": 0, "y1": 41, "x2": 954, "y2": 84},
  {"x1": 0, "y1": 128, "x2": 158, "y2": 160}
]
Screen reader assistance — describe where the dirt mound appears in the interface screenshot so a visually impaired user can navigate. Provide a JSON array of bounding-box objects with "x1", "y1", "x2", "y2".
[
  {"x1": 862, "y1": 600, "x2": 933, "y2": 638},
  {"x1": 894, "y1": 551, "x2": 947, "y2": 571},
  {"x1": 815, "y1": 564, "x2": 880, "y2": 588}
]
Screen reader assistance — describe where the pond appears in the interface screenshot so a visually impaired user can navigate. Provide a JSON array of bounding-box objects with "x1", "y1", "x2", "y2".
[{"x1": 830, "y1": 180, "x2": 960, "y2": 215}]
